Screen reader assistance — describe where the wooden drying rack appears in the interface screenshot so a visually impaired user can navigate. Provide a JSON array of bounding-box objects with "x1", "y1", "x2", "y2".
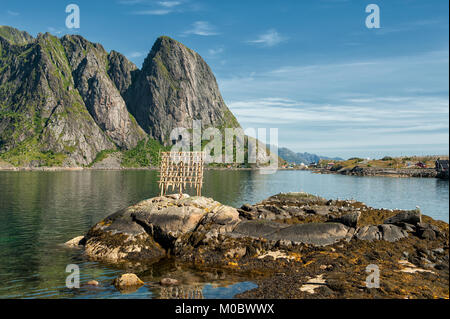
[{"x1": 158, "y1": 151, "x2": 205, "y2": 196}]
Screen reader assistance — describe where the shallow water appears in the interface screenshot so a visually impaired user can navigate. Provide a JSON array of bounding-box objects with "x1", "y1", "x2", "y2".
[{"x1": 0, "y1": 170, "x2": 448, "y2": 298}]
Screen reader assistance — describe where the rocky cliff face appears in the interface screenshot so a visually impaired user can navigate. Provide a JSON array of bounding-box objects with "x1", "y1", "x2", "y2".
[
  {"x1": 0, "y1": 30, "x2": 116, "y2": 166},
  {"x1": 61, "y1": 34, "x2": 146, "y2": 150},
  {"x1": 0, "y1": 27, "x2": 240, "y2": 166},
  {"x1": 125, "y1": 36, "x2": 240, "y2": 144}
]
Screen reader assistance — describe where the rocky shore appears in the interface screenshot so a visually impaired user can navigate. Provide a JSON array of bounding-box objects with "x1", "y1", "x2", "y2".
[
  {"x1": 314, "y1": 166, "x2": 438, "y2": 178},
  {"x1": 67, "y1": 192, "x2": 449, "y2": 299}
]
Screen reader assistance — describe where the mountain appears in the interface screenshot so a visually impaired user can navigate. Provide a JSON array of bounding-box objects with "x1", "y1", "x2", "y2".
[
  {"x1": 0, "y1": 26, "x2": 240, "y2": 167},
  {"x1": 277, "y1": 147, "x2": 343, "y2": 164},
  {"x1": 125, "y1": 36, "x2": 240, "y2": 144}
]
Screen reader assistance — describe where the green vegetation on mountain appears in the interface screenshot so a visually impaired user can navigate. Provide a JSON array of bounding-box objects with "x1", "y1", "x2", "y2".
[
  {"x1": 0, "y1": 25, "x2": 33, "y2": 45},
  {"x1": 0, "y1": 27, "x2": 244, "y2": 168},
  {"x1": 122, "y1": 139, "x2": 169, "y2": 168}
]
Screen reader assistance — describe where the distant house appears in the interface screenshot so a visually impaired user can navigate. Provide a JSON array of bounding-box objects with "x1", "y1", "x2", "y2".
[
  {"x1": 415, "y1": 162, "x2": 427, "y2": 168},
  {"x1": 435, "y1": 159, "x2": 449, "y2": 179},
  {"x1": 326, "y1": 162, "x2": 335, "y2": 169},
  {"x1": 435, "y1": 159, "x2": 449, "y2": 172}
]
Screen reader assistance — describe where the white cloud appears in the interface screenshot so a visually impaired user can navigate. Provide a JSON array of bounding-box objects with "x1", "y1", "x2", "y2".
[
  {"x1": 126, "y1": 0, "x2": 184, "y2": 15},
  {"x1": 219, "y1": 50, "x2": 449, "y2": 104},
  {"x1": 208, "y1": 47, "x2": 224, "y2": 57},
  {"x1": 228, "y1": 96, "x2": 449, "y2": 125},
  {"x1": 118, "y1": 0, "x2": 148, "y2": 4},
  {"x1": 7, "y1": 10, "x2": 19, "y2": 16},
  {"x1": 127, "y1": 51, "x2": 145, "y2": 58},
  {"x1": 132, "y1": 9, "x2": 171, "y2": 15},
  {"x1": 183, "y1": 21, "x2": 219, "y2": 36},
  {"x1": 158, "y1": 1, "x2": 181, "y2": 8},
  {"x1": 218, "y1": 50, "x2": 448, "y2": 155},
  {"x1": 227, "y1": 96, "x2": 448, "y2": 156},
  {"x1": 248, "y1": 29, "x2": 287, "y2": 47},
  {"x1": 47, "y1": 27, "x2": 63, "y2": 35}
]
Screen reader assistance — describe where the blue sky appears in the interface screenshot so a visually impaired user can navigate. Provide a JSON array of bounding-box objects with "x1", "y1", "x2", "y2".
[{"x1": 1, "y1": 0, "x2": 448, "y2": 158}]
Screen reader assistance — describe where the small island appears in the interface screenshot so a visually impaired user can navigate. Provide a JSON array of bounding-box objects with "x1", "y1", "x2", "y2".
[
  {"x1": 67, "y1": 192, "x2": 449, "y2": 299},
  {"x1": 312, "y1": 156, "x2": 449, "y2": 179}
]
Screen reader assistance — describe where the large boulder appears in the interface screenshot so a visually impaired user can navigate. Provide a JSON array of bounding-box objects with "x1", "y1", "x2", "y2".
[
  {"x1": 384, "y1": 209, "x2": 422, "y2": 225},
  {"x1": 84, "y1": 206, "x2": 166, "y2": 263},
  {"x1": 231, "y1": 220, "x2": 289, "y2": 239},
  {"x1": 113, "y1": 273, "x2": 144, "y2": 291},
  {"x1": 83, "y1": 194, "x2": 240, "y2": 263},
  {"x1": 268, "y1": 223, "x2": 351, "y2": 246},
  {"x1": 355, "y1": 224, "x2": 408, "y2": 242},
  {"x1": 65, "y1": 236, "x2": 85, "y2": 247},
  {"x1": 131, "y1": 195, "x2": 240, "y2": 242},
  {"x1": 328, "y1": 211, "x2": 361, "y2": 228},
  {"x1": 232, "y1": 221, "x2": 350, "y2": 246},
  {"x1": 416, "y1": 223, "x2": 444, "y2": 240}
]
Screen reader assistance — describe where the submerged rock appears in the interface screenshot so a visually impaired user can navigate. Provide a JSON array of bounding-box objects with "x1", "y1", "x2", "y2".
[
  {"x1": 113, "y1": 273, "x2": 144, "y2": 290},
  {"x1": 160, "y1": 278, "x2": 180, "y2": 286},
  {"x1": 64, "y1": 236, "x2": 85, "y2": 247},
  {"x1": 86, "y1": 280, "x2": 99, "y2": 286}
]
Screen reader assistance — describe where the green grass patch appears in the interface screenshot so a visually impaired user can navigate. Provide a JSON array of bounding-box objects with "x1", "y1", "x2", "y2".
[
  {"x1": 0, "y1": 137, "x2": 66, "y2": 167},
  {"x1": 121, "y1": 139, "x2": 168, "y2": 168},
  {"x1": 88, "y1": 149, "x2": 118, "y2": 167}
]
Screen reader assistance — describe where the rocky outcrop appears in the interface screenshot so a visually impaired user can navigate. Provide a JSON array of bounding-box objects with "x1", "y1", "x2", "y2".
[
  {"x1": 83, "y1": 194, "x2": 241, "y2": 262},
  {"x1": 83, "y1": 206, "x2": 166, "y2": 263},
  {"x1": 384, "y1": 209, "x2": 421, "y2": 225},
  {"x1": 231, "y1": 220, "x2": 351, "y2": 246},
  {"x1": 318, "y1": 166, "x2": 438, "y2": 178},
  {"x1": 328, "y1": 211, "x2": 360, "y2": 228},
  {"x1": 125, "y1": 36, "x2": 240, "y2": 144},
  {"x1": 64, "y1": 236, "x2": 85, "y2": 247},
  {"x1": 354, "y1": 224, "x2": 408, "y2": 242},
  {"x1": 70, "y1": 192, "x2": 449, "y2": 298},
  {"x1": 75, "y1": 192, "x2": 449, "y2": 267}
]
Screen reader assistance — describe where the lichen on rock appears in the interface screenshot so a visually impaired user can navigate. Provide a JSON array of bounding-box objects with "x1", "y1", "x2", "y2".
[{"x1": 74, "y1": 192, "x2": 448, "y2": 298}]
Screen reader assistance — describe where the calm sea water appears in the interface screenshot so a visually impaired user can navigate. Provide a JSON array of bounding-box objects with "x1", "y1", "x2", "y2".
[{"x1": 0, "y1": 170, "x2": 448, "y2": 299}]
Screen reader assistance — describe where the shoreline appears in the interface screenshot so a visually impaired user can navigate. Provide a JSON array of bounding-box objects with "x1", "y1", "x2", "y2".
[
  {"x1": 312, "y1": 167, "x2": 444, "y2": 179},
  {"x1": 0, "y1": 165, "x2": 447, "y2": 179},
  {"x1": 0, "y1": 166, "x2": 309, "y2": 172}
]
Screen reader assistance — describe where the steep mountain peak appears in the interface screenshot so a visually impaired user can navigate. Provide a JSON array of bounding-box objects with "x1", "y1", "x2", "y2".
[
  {"x1": 127, "y1": 35, "x2": 240, "y2": 144},
  {"x1": 0, "y1": 25, "x2": 34, "y2": 45},
  {"x1": 108, "y1": 50, "x2": 138, "y2": 96},
  {"x1": 142, "y1": 35, "x2": 195, "y2": 73}
]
